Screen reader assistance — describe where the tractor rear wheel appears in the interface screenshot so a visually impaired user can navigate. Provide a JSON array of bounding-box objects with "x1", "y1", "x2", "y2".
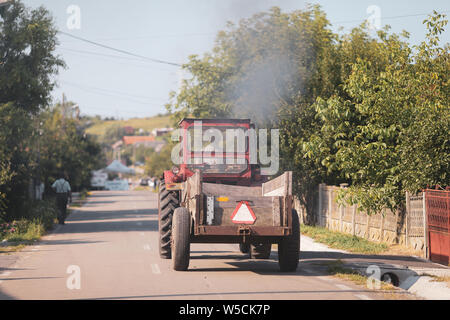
[
  {"x1": 278, "y1": 209, "x2": 300, "y2": 272},
  {"x1": 158, "y1": 180, "x2": 179, "y2": 259},
  {"x1": 171, "y1": 207, "x2": 191, "y2": 271},
  {"x1": 250, "y1": 243, "x2": 272, "y2": 259}
]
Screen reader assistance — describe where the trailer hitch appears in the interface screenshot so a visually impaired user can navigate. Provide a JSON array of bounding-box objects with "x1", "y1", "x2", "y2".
[{"x1": 238, "y1": 225, "x2": 252, "y2": 242}]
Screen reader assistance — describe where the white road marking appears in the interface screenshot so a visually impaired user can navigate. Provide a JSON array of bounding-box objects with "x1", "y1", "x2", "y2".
[
  {"x1": 136, "y1": 222, "x2": 143, "y2": 226},
  {"x1": 318, "y1": 276, "x2": 334, "y2": 282},
  {"x1": 151, "y1": 264, "x2": 161, "y2": 274},
  {"x1": 354, "y1": 294, "x2": 373, "y2": 300},
  {"x1": 335, "y1": 284, "x2": 352, "y2": 291}
]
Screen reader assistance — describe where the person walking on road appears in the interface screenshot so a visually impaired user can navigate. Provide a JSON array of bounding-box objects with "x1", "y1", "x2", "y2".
[{"x1": 52, "y1": 173, "x2": 72, "y2": 225}]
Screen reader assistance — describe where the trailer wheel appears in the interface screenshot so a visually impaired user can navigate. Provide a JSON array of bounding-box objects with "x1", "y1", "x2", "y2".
[
  {"x1": 158, "y1": 180, "x2": 178, "y2": 259},
  {"x1": 171, "y1": 207, "x2": 191, "y2": 271},
  {"x1": 278, "y1": 209, "x2": 300, "y2": 272},
  {"x1": 250, "y1": 243, "x2": 272, "y2": 259},
  {"x1": 239, "y1": 243, "x2": 250, "y2": 254}
]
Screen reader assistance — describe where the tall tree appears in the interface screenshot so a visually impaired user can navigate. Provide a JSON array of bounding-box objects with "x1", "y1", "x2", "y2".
[
  {"x1": 0, "y1": 0, "x2": 64, "y2": 112},
  {"x1": 0, "y1": 0, "x2": 64, "y2": 219},
  {"x1": 39, "y1": 103, "x2": 104, "y2": 193},
  {"x1": 304, "y1": 13, "x2": 449, "y2": 214}
]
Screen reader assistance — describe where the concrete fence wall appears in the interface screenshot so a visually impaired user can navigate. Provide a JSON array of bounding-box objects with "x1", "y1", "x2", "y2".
[{"x1": 294, "y1": 184, "x2": 428, "y2": 258}]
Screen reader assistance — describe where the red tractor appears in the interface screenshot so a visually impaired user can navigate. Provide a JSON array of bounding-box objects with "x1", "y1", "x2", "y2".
[{"x1": 158, "y1": 118, "x2": 299, "y2": 271}]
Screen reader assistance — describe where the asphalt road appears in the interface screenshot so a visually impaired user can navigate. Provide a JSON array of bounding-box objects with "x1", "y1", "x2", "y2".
[{"x1": 0, "y1": 190, "x2": 406, "y2": 300}]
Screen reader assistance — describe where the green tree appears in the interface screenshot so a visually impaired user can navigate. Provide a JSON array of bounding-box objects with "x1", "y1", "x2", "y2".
[
  {"x1": 304, "y1": 13, "x2": 449, "y2": 214},
  {"x1": 0, "y1": 0, "x2": 63, "y2": 218},
  {"x1": 102, "y1": 124, "x2": 127, "y2": 146},
  {"x1": 0, "y1": 0, "x2": 64, "y2": 113},
  {"x1": 39, "y1": 103, "x2": 104, "y2": 192},
  {"x1": 145, "y1": 142, "x2": 173, "y2": 178}
]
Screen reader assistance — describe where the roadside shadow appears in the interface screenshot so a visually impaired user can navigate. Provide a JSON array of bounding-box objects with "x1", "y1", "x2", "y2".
[
  {"x1": 39, "y1": 239, "x2": 105, "y2": 246},
  {"x1": 83, "y1": 201, "x2": 117, "y2": 205},
  {"x1": 300, "y1": 251, "x2": 445, "y2": 269},
  {"x1": 67, "y1": 209, "x2": 158, "y2": 221},
  {"x1": 90, "y1": 287, "x2": 375, "y2": 300},
  {"x1": 188, "y1": 249, "x2": 424, "y2": 289},
  {"x1": 191, "y1": 254, "x2": 247, "y2": 260},
  {"x1": 55, "y1": 219, "x2": 158, "y2": 234},
  {"x1": 300, "y1": 251, "x2": 426, "y2": 289},
  {"x1": 0, "y1": 267, "x2": 32, "y2": 272},
  {"x1": 188, "y1": 259, "x2": 328, "y2": 277},
  {"x1": 0, "y1": 289, "x2": 16, "y2": 300}
]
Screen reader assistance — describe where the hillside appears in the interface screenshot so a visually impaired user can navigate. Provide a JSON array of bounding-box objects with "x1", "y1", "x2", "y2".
[{"x1": 85, "y1": 115, "x2": 173, "y2": 136}]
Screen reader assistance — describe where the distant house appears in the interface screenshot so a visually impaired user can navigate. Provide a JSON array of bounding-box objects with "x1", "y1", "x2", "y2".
[
  {"x1": 122, "y1": 136, "x2": 155, "y2": 146},
  {"x1": 123, "y1": 126, "x2": 135, "y2": 135},
  {"x1": 120, "y1": 136, "x2": 166, "y2": 152},
  {"x1": 152, "y1": 127, "x2": 173, "y2": 137}
]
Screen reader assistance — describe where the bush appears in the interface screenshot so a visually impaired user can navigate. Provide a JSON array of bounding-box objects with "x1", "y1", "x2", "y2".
[{"x1": 0, "y1": 199, "x2": 57, "y2": 242}]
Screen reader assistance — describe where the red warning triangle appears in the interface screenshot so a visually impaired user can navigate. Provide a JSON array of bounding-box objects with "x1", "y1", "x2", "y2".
[{"x1": 231, "y1": 201, "x2": 256, "y2": 224}]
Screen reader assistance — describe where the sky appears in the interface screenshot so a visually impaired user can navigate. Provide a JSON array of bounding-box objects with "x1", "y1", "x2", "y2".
[{"x1": 22, "y1": 0, "x2": 450, "y2": 119}]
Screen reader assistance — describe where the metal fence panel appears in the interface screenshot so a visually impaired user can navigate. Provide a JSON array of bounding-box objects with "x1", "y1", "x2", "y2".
[{"x1": 426, "y1": 189, "x2": 450, "y2": 265}]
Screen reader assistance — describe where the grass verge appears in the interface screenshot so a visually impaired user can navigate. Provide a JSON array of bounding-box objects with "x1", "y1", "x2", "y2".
[
  {"x1": 133, "y1": 186, "x2": 150, "y2": 191},
  {"x1": 301, "y1": 224, "x2": 388, "y2": 254},
  {"x1": 1, "y1": 217, "x2": 56, "y2": 254},
  {"x1": 0, "y1": 192, "x2": 90, "y2": 254},
  {"x1": 325, "y1": 259, "x2": 397, "y2": 291}
]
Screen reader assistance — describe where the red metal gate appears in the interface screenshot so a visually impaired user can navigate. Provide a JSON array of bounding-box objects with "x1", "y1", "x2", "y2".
[{"x1": 425, "y1": 189, "x2": 450, "y2": 265}]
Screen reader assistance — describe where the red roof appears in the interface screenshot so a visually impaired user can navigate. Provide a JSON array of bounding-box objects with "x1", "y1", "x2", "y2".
[{"x1": 122, "y1": 136, "x2": 155, "y2": 145}]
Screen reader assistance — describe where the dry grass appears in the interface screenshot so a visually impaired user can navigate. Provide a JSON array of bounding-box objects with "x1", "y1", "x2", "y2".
[
  {"x1": 301, "y1": 224, "x2": 388, "y2": 254},
  {"x1": 85, "y1": 115, "x2": 172, "y2": 136},
  {"x1": 380, "y1": 244, "x2": 424, "y2": 257},
  {"x1": 430, "y1": 276, "x2": 450, "y2": 288},
  {"x1": 326, "y1": 260, "x2": 397, "y2": 291},
  {"x1": 0, "y1": 243, "x2": 26, "y2": 254},
  {"x1": 301, "y1": 224, "x2": 426, "y2": 258},
  {"x1": 133, "y1": 185, "x2": 150, "y2": 191}
]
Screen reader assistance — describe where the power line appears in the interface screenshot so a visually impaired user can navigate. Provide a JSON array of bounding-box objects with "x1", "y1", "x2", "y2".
[
  {"x1": 332, "y1": 10, "x2": 449, "y2": 25},
  {"x1": 58, "y1": 47, "x2": 178, "y2": 74},
  {"x1": 58, "y1": 30, "x2": 182, "y2": 67},
  {"x1": 77, "y1": 104, "x2": 161, "y2": 114},
  {"x1": 60, "y1": 80, "x2": 168, "y2": 101},
  {"x1": 59, "y1": 47, "x2": 151, "y2": 62},
  {"x1": 59, "y1": 80, "x2": 169, "y2": 106},
  {"x1": 62, "y1": 32, "x2": 216, "y2": 43}
]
